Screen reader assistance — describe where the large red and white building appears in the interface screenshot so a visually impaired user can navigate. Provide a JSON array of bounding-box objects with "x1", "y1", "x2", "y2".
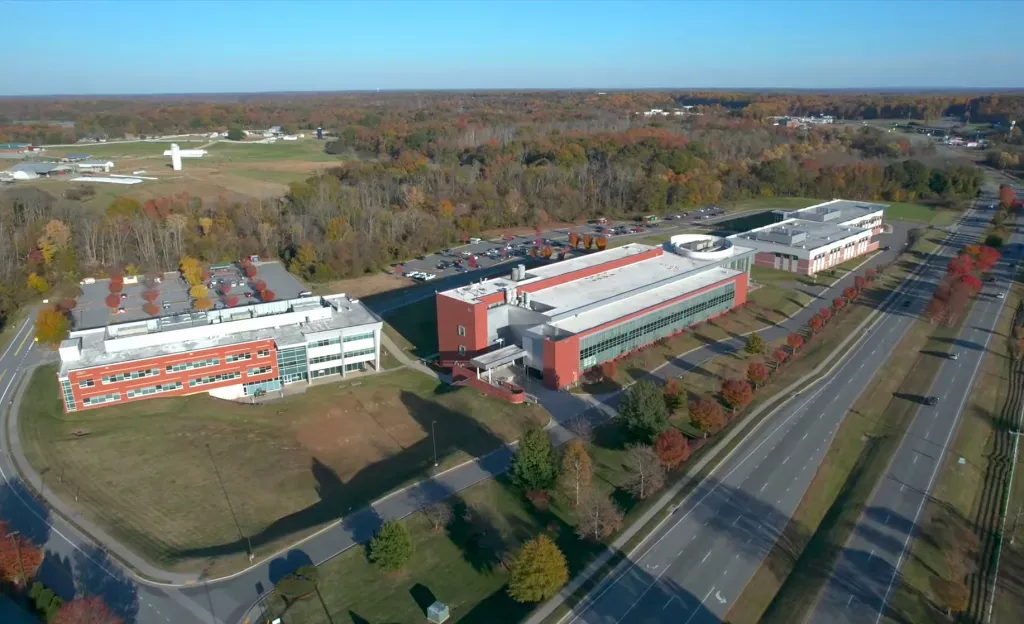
[
  {"x1": 729, "y1": 199, "x2": 887, "y2": 276},
  {"x1": 57, "y1": 262, "x2": 382, "y2": 412},
  {"x1": 436, "y1": 237, "x2": 756, "y2": 390}
]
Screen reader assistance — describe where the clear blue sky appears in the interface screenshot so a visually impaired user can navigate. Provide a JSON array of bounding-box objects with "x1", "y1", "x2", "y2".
[{"x1": 2, "y1": 0, "x2": 1022, "y2": 95}]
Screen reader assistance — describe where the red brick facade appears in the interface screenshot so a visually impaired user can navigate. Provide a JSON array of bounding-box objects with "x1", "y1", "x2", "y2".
[{"x1": 63, "y1": 338, "x2": 278, "y2": 411}]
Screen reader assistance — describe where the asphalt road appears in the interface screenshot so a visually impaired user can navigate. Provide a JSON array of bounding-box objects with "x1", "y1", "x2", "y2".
[
  {"x1": 565, "y1": 196, "x2": 997, "y2": 623},
  {"x1": 808, "y1": 188, "x2": 1024, "y2": 623}
]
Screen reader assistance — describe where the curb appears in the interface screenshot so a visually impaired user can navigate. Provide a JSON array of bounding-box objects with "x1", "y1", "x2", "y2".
[{"x1": 528, "y1": 212, "x2": 968, "y2": 624}]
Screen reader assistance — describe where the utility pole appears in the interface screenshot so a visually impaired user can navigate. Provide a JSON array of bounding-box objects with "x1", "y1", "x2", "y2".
[
  {"x1": 6, "y1": 531, "x2": 25, "y2": 585},
  {"x1": 432, "y1": 420, "x2": 438, "y2": 467}
]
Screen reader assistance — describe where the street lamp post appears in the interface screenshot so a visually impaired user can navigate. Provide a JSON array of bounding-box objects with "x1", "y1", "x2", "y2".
[{"x1": 432, "y1": 420, "x2": 438, "y2": 467}]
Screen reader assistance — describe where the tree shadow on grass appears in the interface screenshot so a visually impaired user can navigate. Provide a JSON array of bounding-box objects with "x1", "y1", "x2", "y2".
[{"x1": 170, "y1": 389, "x2": 509, "y2": 561}]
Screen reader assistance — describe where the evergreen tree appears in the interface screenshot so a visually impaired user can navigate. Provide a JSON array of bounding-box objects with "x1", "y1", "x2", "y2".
[
  {"x1": 507, "y1": 535, "x2": 569, "y2": 603},
  {"x1": 619, "y1": 380, "x2": 669, "y2": 442},
  {"x1": 512, "y1": 426, "x2": 560, "y2": 492}
]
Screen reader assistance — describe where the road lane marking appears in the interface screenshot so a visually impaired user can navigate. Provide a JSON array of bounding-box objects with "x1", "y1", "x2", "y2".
[
  {"x1": 848, "y1": 594, "x2": 855, "y2": 607},
  {"x1": 802, "y1": 433, "x2": 807, "y2": 440},
  {"x1": 701, "y1": 550, "x2": 711, "y2": 563},
  {"x1": 662, "y1": 596, "x2": 676, "y2": 611},
  {"x1": 913, "y1": 455, "x2": 918, "y2": 464},
  {"x1": 732, "y1": 515, "x2": 741, "y2": 527},
  {"x1": 12, "y1": 327, "x2": 33, "y2": 357},
  {"x1": 782, "y1": 455, "x2": 789, "y2": 465},
  {"x1": 682, "y1": 587, "x2": 715, "y2": 624},
  {"x1": 885, "y1": 513, "x2": 890, "y2": 525}
]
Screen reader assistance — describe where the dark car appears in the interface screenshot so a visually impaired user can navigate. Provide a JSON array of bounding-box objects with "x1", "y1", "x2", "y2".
[
  {"x1": 924, "y1": 396, "x2": 939, "y2": 406},
  {"x1": 881, "y1": 245, "x2": 890, "y2": 251}
]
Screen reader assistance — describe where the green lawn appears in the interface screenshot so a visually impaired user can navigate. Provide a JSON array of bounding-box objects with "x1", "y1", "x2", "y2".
[
  {"x1": 45, "y1": 141, "x2": 206, "y2": 159},
  {"x1": 382, "y1": 297, "x2": 439, "y2": 358},
  {"x1": 271, "y1": 418, "x2": 693, "y2": 624},
  {"x1": 230, "y1": 169, "x2": 312, "y2": 185},
  {"x1": 19, "y1": 366, "x2": 547, "y2": 575},
  {"x1": 205, "y1": 140, "x2": 339, "y2": 162},
  {"x1": 884, "y1": 201, "x2": 956, "y2": 225}
]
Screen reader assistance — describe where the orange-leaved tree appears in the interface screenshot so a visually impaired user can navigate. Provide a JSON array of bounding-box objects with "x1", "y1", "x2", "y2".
[{"x1": 35, "y1": 307, "x2": 70, "y2": 345}]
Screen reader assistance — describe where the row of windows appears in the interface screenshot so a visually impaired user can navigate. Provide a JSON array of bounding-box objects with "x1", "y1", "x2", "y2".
[
  {"x1": 83, "y1": 392, "x2": 121, "y2": 406},
  {"x1": 309, "y1": 332, "x2": 375, "y2": 349},
  {"x1": 226, "y1": 352, "x2": 252, "y2": 363},
  {"x1": 165, "y1": 358, "x2": 220, "y2": 373},
  {"x1": 309, "y1": 361, "x2": 366, "y2": 379},
  {"x1": 258, "y1": 349, "x2": 271, "y2": 358},
  {"x1": 579, "y1": 283, "x2": 736, "y2": 369},
  {"x1": 79, "y1": 378, "x2": 95, "y2": 388},
  {"x1": 190, "y1": 371, "x2": 242, "y2": 387},
  {"x1": 61, "y1": 379, "x2": 77, "y2": 412},
  {"x1": 127, "y1": 382, "x2": 183, "y2": 399},
  {"x1": 248, "y1": 366, "x2": 273, "y2": 376},
  {"x1": 345, "y1": 332, "x2": 375, "y2": 343},
  {"x1": 309, "y1": 353, "x2": 343, "y2": 365},
  {"x1": 346, "y1": 347, "x2": 375, "y2": 358},
  {"x1": 102, "y1": 368, "x2": 159, "y2": 385}
]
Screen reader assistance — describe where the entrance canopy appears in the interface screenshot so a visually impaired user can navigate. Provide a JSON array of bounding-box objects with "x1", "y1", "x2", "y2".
[{"x1": 471, "y1": 345, "x2": 527, "y2": 371}]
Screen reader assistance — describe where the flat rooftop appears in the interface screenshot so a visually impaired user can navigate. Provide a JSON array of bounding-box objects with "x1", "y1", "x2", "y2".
[
  {"x1": 72, "y1": 260, "x2": 307, "y2": 330},
  {"x1": 442, "y1": 243, "x2": 750, "y2": 305},
  {"x1": 732, "y1": 218, "x2": 869, "y2": 251},
  {"x1": 547, "y1": 266, "x2": 740, "y2": 335},
  {"x1": 60, "y1": 293, "x2": 380, "y2": 376},
  {"x1": 781, "y1": 199, "x2": 887, "y2": 224}
]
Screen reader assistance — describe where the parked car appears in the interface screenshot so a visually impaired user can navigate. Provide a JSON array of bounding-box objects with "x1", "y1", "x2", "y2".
[
  {"x1": 925, "y1": 396, "x2": 939, "y2": 406},
  {"x1": 469, "y1": 237, "x2": 482, "y2": 244},
  {"x1": 997, "y1": 292, "x2": 1005, "y2": 299},
  {"x1": 881, "y1": 245, "x2": 890, "y2": 251},
  {"x1": 950, "y1": 352, "x2": 959, "y2": 360}
]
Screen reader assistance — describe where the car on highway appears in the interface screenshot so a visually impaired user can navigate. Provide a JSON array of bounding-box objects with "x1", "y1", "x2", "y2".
[
  {"x1": 997, "y1": 292, "x2": 1005, "y2": 299},
  {"x1": 925, "y1": 396, "x2": 939, "y2": 406},
  {"x1": 950, "y1": 352, "x2": 959, "y2": 360}
]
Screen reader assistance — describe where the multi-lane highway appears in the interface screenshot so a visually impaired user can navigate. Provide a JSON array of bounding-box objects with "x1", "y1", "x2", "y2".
[
  {"x1": 808, "y1": 186, "x2": 1024, "y2": 623},
  {"x1": 564, "y1": 192, "x2": 1001, "y2": 623}
]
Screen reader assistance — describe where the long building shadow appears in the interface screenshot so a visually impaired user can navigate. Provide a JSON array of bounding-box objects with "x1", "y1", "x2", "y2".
[{"x1": 170, "y1": 388, "x2": 512, "y2": 560}]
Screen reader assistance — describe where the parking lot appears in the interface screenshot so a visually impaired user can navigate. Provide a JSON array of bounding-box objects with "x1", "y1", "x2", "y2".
[{"x1": 397, "y1": 208, "x2": 733, "y2": 283}]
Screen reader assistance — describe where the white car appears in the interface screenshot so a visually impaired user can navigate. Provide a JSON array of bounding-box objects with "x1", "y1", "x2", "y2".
[
  {"x1": 421, "y1": 273, "x2": 437, "y2": 281},
  {"x1": 469, "y1": 237, "x2": 482, "y2": 244},
  {"x1": 997, "y1": 292, "x2": 1005, "y2": 300}
]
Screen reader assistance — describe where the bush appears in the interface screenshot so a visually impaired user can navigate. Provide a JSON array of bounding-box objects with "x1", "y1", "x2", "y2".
[
  {"x1": 369, "y1": 521, "x2": 414, "y2": 571},
  {"x1": 227, "y1": 127, "x2": 244, "y2": 141}
]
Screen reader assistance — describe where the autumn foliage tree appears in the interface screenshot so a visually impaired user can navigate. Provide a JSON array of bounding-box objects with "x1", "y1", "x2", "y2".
[
  {"x1": 35, "y1": 307, "x2": 70, "y2": 344},
  {"x1": 142, "y1": 289, "x2": 159, "y2": 303},
  {"x1": 747, "y1": 361, "x2": 770, "y2": 388},
  {"x1": 584, "y1": 235, "x2": 594, "y2": 250},
  {"x1": 819, "y1": 307, "x2": 832, "y2": 324},
  {"x1": 559, "y1": 439, "x2": 593, "y2": 507},
  {"x1": 53, "y1": 597, "x2": 124, "y2": 624},
  {"x1": 721, "y1": 379, "x2": 754, "y2": 412},
  {"x1": 508, "y1": 535, "x2": 569, "y2": 603},
  {"x1": 0, "y1": 521, "x2": 43, "y2": 586},
  {"x1": 663, "y1": 376, "x2": 683, "y2": 412},
  {"x1": 833, "y1": 297, "x2": 847, "y2": 312},
  {"x1": 596, "y1": 237, "x2": 608, "y2": 250},
  {"x1": 180, "y1": 255, "x2": 204, "y2": 286},
  {"x1": 569, "y1": 232, "x2": 580, "y2": 248},
  {"x1": 772, "y1": 348, "x2": 788, "y2": 368},
  {"x1": 787, "y1": 333, "x2": 805, "y2": 352},
  {"x1": 843, "y1": 286, "x2": 858, "y2": 301},
  {"x1": 262, "y1": 290, "x2": 276, "y2": 302},
  {"x1": 104, "y1": 293, "x2": 120, "y2": 309},
  {"x1": 654, "y1": 428, "x2": 690, "y2": 469},
  {"x1": 947, "y1": 254, "x2": 974, "y2": 277},
  {"x1": 808, "y1": 314, "x2": 823, "y2": 333},
  {"x1": 194, "y1": 297, "x2": 213, "y2": 310},
  {"x1": 142, "y1": 303, "x2": 160, "y2": 316},
  {"x1": 689, "y1": 396, "x2": 726, "y2": 434}
]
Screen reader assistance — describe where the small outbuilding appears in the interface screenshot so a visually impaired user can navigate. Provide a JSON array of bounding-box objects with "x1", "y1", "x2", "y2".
[
  {"x1": 75, "y1": 160, "x2": 115, "y2": 173},
  {"x1": 6, "y1": 162, "x2": 73, "y2": 177}
]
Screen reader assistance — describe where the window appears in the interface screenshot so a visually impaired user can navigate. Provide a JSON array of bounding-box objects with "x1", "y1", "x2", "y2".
[
  {"x1": 226, "y1": 352, "x2": 252, "y2": 363},
  {"x1": 457, "y1": 325, "x2": 466, "y2": 337},
  {"x1": 102, "y1": 368, "x2": 160, "y2": 384},
  {"x1": 579, "y1": 283, "x2": 736, "y2": 369},
  {"x1": 309, "y1": 337, "x2": 339, "y2": 348},
  {"x1": 247, "y1": 366, "x2": 273, "y2": 376},
  {"x1": 257, "y1": 349, "x2": 271, "y2": 358},
  {"x1": 83, "y1": 392, "x2": 121, "y2": 406},
  {"x1": 127, "y1": 381, "x2": 183, "y2": 399},
  {"x1": 345, "y1": 347, "x2": 375, "y2": 358},
  {"x1": 189, "y1": 371, "x2": 242, "y2": 387},
  {"x1": 78, "y1": 378, "x2": 95, "y2": 388},
  {"x1": 458, "y1": 345, "x2": 467, "y2": 355},
  {"x1": 343, "y1": 332, "x2": 375, "y2": 343},
  {"x1": 165, "y1": 358, "x2": 220, "y2": 373},
  {"x1": 309, "y1": 353, "x2": 343, "y2": 365}
]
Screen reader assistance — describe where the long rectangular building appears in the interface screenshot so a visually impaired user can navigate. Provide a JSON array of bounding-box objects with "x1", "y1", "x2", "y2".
[
  {"x1": 57, "y1": 263, "x2": 383, "y2": 412},
  {"x1": 436, "y1": 237, "x2": 755, "y2": 389},
  {"x1": 730, "y1": 199, "x2": 887, "y2": 275}
]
